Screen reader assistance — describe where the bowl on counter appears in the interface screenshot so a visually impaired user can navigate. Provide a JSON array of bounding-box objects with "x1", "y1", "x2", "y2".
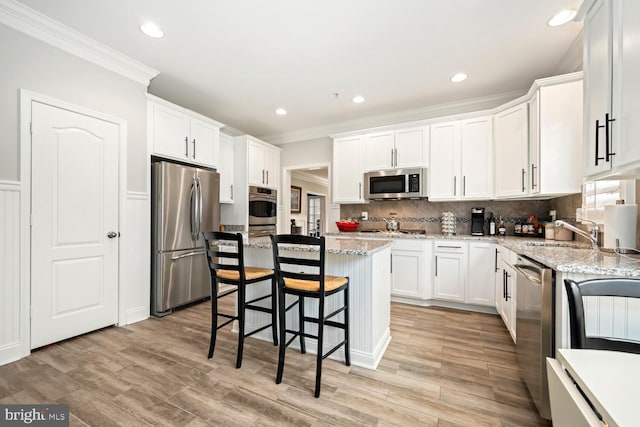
[{"x1": 336, "y1": 221, "x2": 359, "y2": 232}]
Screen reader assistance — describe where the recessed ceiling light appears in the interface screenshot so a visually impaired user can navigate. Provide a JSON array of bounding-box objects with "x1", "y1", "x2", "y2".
[
  {"x1": 548, "y1": 9, "x2": 577, "y2": 27},
  {"x1": 275, "y1": 108, "x2": 287, "y2": 116},
  {"x1": 450, "y1": 73, "x2": 468, "y2": 83},
  {"x1": 352, "y1": 95, "x2": 365, "y2": 104},
  {"x1": 140, "y1": 22, "x2": 164, "y2": 38}
]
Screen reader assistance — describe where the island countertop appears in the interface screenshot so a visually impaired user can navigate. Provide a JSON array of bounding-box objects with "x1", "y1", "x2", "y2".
[{"x1": 245, "y1": 236, "x2": 393, "y2": 256}]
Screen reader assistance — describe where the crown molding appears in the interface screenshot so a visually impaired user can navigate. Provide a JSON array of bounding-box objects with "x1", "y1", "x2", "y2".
[
  {"x1": 292, "y1": 170, "x2": 329, "y2": 187},
  {"x1": 260, "y1": 89, "x2": 524, "y2": 145},
  {"x1": 0, "y1": 0, "x2": 159, "y2": 86}
]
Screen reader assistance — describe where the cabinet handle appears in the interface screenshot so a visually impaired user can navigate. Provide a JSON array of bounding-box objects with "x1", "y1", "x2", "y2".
[
  {"x1": 521, "y1": 169, "x2": 525, "y2": 192},
  {"x1": 505, "y1": 272, "x2": 511, "y2": 301},
  {"x1": 453, "y1": 176, "x2": 457, "y2": 196},
  {"x1": 595, "y1": 119, "x2": 605, "y2": 165},
  {"x1": 359, "y1": 182, "x2": 362, "y2": 199},
  {"x1": 394, "y1": 148, "x2": 398, "y2": 167},
  {"x1": 437, "y1": 245, "x2": 461, "y2": 249},
  {"x1": 262, "y1": 170, "x2": 265, "y2": 184},
  {"x1": 605, "y1": 113, "x2": 616, "y2": 162},
  {"x1": 503, "y1": 270, "x2": 507, "y2": 299},
  {"x1": 230, "y1": 184, "x2": 233, "y2": 200},
  {"x1": 390, "y1": 253, "x2": 393, "y2": 273},
  {"x1": 531, "y1": 164, "x2": 537, "y2": 189},
  {"x1": 184, "y1": 137, "x2": 189, "y2": 158},
  {"x1": 266, "y1": 170, "x2": 269, "y2": 185},
  {"x1": 192, "y1": 138, "x2": 196, "y2": 159},
  {"x1": 463, "y1": 176, "x2": 466, "y2": 196},
  {"x1": 391, "y1": 149, "x2": 394, "y2": 168},
  {"x1": 435, "y1": 256, "x2": 438, "y2": 276},
  {"x1": 494, "y1": 248, "x2": 499, "y2": 272}
]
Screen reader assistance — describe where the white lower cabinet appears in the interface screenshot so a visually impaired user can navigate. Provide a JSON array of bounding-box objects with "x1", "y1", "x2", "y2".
[
  {"x1": 433, "y1": 241, "x2": 467, "y2": 302},
  {"x1": 467, "y1": 242, "x2": 497, "y2": 307},
  {"x1": 496, "y1": 247, "x2": 517, "y2": 343},
  {"x1": 390, "y1": 239, "x2": 431, "y2": 299}
]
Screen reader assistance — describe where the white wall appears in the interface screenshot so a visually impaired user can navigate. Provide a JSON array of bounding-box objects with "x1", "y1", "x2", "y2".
[
  {"x1": 0, "y1": 23, "x2": 148, "y2": 191},
  {"x1": 279, "y1": 137, "x2": 332, "y2": 168}
]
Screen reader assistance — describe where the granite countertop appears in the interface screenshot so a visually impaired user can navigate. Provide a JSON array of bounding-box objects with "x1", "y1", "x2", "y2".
[
  {"x1": 245, "y1": 236, "x2": 393, "y2": 256},
  {"x1": 326, "y1": 232, "x2": 640, "y2": 277}
]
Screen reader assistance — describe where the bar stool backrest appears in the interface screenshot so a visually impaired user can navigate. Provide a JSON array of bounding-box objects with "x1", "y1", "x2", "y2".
[
  {"x1": 270, "y1": 234, "x2": 326, "y2": 294},
  {"x1": 203, "y1": 231, "x2": 245, "y2": 284},
  {"x1": 564, "y1": 278, "x2": 640, "y2": 354}
]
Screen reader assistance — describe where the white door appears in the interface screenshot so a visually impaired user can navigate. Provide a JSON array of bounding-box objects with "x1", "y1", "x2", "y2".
[
  {"x1": 460, "y1": 117, "x2": 493, "y2": 199},
  {"x1": 395, "y1": 126, "x2": 428, "y2": 168},
  {"x1": 190, "y1": 118, "x2": 219, "y2": 166},
  {"x1": 494, "y1": 103, "x2": 529, "y2": 197},
  {"x1": 30, "y1": 101, "x2": 120, "y2": 349},
  {"x1": 429, "y1": 121, "x2": 460, "y2": 200},
  {"x1": 365, "y1": 131, "x2": 395, "y2": 170}
]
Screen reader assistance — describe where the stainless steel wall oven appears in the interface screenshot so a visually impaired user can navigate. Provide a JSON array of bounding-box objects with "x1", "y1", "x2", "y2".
[{"x1": 248, "y1": 185, "x2": 277, "y2": 237}]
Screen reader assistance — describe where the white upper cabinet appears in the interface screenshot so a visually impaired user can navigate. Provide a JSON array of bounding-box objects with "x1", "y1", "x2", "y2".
[
  {"x1": 429, "y1": 117, "x2": 492, "y2": 201},
  {"x1": 364, "y1": 126, "x2": 428, "y2": 171},
  {"x1": 494, "y1": 102, "x2": 529, "y2": 198},
  {"x1": 218, "y1": 133, "x2": 234, "y2": 203},
  {"x1": 148, "y1": 96, "x2": 222, "y2": 168},
  {"x1": 582, "y1": 0, "x2": 640, "y2": 178},
  {"x1": 529, "y1": 77, "x2": 583, "y2": 196},
  {"x1": 332, "y1": 135, "x2": 366, "y2": 203},
  {"x1": 248, "y1": 137, "x2": 279, "y2": 189}
]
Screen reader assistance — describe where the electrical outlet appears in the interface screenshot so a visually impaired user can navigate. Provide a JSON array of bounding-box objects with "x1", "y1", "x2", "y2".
[{"x1": 361, "y1": 211, "x2": 368, "y2": 221}]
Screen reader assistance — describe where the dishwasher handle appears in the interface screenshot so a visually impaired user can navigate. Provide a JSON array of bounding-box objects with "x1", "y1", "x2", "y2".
[{"x1": 514, "y1": 263, "x2": 542, "y2": 284}]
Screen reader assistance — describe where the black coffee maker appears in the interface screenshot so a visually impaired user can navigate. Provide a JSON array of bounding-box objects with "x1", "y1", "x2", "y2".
[{"x1": 471, "y1": 208, "x2": 485, "y2": 236}]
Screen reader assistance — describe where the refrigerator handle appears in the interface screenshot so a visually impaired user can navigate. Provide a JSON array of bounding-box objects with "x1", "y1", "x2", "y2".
[
  {"x1": 196, "y1": 177, "x2": 203, "y2": 238},
  {"x1": 190, "y1": 177, "x2": 197, "y2": 241}
]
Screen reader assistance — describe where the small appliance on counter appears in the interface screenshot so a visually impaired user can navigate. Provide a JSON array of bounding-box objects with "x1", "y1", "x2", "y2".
[
  {"x1": 441, "y1": 212, "x2": 456, "y2": 235},
  {"x1": 471, "y1": 208, "x2": 485, "y2": 236}
]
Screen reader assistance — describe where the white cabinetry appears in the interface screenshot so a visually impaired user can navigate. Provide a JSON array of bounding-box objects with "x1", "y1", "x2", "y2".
[
  {"x1": 364, "y1": 127, "x2": 429, "y2": 171},
  {"x1": 390, "y1": 239, "x2": 431, "y2": 299},
  {"x1": 529, "y1": 76, "x2": 584, "y2": 196},
  {"x1": 494, "y1": 103, "x2": 529, "y2": 198},
  {"x1": 582, "y1": 0, "x2": 640, "y2": 179},
  {"x1": 429, "y1": 117, "x2": 493, "y2": 201},
  {"x1": 467, "y1": 242, "x2": 496, "y2": 307},
  {"x1": 332, "y1": 135, "x2": 366, "y2": 203},
  {"x1": 433, "y1": 241, "x2": 467, "y2": 302},
  {"x1": 148, "y1": 95, "x2": 223, "y2": 168},
  {"x1": 248, "y1": 137, "x2": 279, "y2": 189},
  {"x1": 218, "y1": 133, "x2": 234, "y2": 204},
  {"x1": 496, "y1": 247, "x2": 517, "y2": 343}
]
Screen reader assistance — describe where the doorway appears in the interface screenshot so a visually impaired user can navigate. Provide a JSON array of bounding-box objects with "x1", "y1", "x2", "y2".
[
  {"x1": 306, "y1": 193, "x2": 325, "y2": 237},
  {"x1": 282, "y1": 165, "x2": 330, "y2": 236}
]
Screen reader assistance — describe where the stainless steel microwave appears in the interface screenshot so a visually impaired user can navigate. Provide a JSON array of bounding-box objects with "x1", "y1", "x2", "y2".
[{"x1": 364, "y1": 168, "x2": 428, "y2": 200}]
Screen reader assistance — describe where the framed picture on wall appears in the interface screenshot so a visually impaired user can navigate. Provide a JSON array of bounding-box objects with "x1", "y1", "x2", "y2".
[{"x1": 291, "y1": 185, "x2": 302, "y2": 213}]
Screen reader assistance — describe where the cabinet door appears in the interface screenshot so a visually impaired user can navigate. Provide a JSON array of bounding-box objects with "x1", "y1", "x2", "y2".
[
  {"x1": 248, "y1": 140, "x2": 265, "y2": 186},
  {"x1": 365, "y1": 131, "x2": 395, "y2": 171},
  {"x1": 333, "y1": 136, "x2": 365, "y2": 203},
  {"x1": 395, "y1": 126, "x2": 428, "y2": 168},
  {"x1": 494, "y1": 247, "x2": 504, "y2": 313},
  {"x1": 460, "y1": 117, "x2": 493, "y2": 199},
  {"x1": 529, "y1": 92, "x2": 541, "y2": 195},
  {"x1": 391, "y1": 250, "x2": 424, "y2": 298},
  {"x1": 219, "y1": 134, "x2": 234, "y2": 203},
  {"x1": 583, "y1": 0, "x2": 613, "y2": 177},
  {"x1": 504, "y1": 263, "x2": 516, "y2": 342},
  {"x1": 467, "y1": 242, "x2": 496, "y2": 307},
  {"x1": 434, "y1": 251, "x2": 466, "y2": 302},
  {"x1": 263, "y1": 145, "x2": 279, "y2": 189},
  {"x1": 494, "y1": 103, "x2": 529, "y2": 197},
  {"x1": 429, "y1": 122, "x2": 460, "y2": 200},
  {"x1": 190, "y1": 118, "x2": 219, "y2": 167},
  {"x1": 152, "y1": 103, "x2": 191, "y2": 160},
  {"x1": 612, "y1": 0, "x2": 640, "y2": 170}
]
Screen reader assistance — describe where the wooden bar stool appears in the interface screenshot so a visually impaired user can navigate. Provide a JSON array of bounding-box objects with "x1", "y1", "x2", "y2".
[
  {"x1": 202, "y1": 231, "x2": 278, "y2": 368},
  {"x1": 270, "y1": 234, "x2": 350, "y2": 397}
]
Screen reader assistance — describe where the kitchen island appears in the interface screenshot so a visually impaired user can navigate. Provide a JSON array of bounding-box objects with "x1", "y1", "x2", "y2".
[{"x1": 241, "y1": 237, "x2": 392, "y2": 370}]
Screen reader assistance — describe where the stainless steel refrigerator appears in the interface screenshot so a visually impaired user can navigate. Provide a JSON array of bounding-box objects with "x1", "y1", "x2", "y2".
[{"x1": 151, "y1": 161, "x2": 220, "y2": 316}]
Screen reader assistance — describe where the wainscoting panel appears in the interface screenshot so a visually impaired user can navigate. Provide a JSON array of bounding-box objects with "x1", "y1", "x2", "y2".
[
  {"x1": 0, "y1": 181, "x2": 22, "y2": 365},
  {"x1": 122, "y1": 192, "x2": 150, "y2": 325}
]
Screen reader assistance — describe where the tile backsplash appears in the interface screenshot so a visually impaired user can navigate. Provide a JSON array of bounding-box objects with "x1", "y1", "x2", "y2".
[{"x1": 340, "y1": 195, "x2": 581, "y2": 236}]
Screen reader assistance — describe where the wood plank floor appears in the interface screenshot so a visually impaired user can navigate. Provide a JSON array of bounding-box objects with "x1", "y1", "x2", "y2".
[{"x1": 0, "y1": 301, "x2": 551, "y2": 426}]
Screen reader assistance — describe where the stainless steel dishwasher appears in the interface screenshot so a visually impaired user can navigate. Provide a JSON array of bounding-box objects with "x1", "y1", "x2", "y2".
[{"x1": 514, "y1": 255, "x2": 554, "y2": 420}]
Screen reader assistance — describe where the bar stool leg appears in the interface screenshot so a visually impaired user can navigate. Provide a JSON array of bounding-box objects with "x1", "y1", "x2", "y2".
[
  {"x1": 208, "y1": 280, "x2": 219, "y2": 359},
  {"x1": 276, "y1": 285, "x2": 287, "y2": 384},
  {"x1": 314, "y1": 296, "x2": 325, "y2": 398},
  {"x1": 298, "y1": 296, "x2": 306, "y2": 354},
  {"x1": 344, "y1": 284, "x2": 351, "y2": 366},
  {"x1": 270, "y1": 276, "x2": 278, "y2": 346},
  {"x1": 236, "y1": 284, "x2": 246, "y2": 369}
]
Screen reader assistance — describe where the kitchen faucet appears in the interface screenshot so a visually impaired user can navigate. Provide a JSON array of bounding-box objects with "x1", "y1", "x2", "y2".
[{"x1": 555, "y1": 220, "x2": 599, "y2": 248}]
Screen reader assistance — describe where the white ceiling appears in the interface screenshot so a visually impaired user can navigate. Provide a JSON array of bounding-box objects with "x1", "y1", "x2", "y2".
[{"x1": 17, "y1": 0, "x2": 584, "y2": 144}]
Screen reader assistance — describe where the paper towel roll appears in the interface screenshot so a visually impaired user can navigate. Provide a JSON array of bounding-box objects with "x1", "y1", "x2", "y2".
[{"x1": 604, "y1": 204, "x2": 638, "y2": 250}]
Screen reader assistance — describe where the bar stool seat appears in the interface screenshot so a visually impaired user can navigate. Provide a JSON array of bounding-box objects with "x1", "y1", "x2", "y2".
[
  {"x1": 270, "y1": 234, "x2": 350, "y2": 398},
  {"x1": 202, "y1": 231, "x2": 278, "y2": 369}
]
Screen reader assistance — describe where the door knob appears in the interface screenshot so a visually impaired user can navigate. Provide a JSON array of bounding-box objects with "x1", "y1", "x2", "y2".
[{"x1": 107, "y1": 231, "x2": 120, "y2": 238}]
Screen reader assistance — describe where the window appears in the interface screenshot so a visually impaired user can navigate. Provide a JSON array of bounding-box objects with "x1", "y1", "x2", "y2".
[{"x1": 581, "y1": 180, "x2": 635, "y2": 223}]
